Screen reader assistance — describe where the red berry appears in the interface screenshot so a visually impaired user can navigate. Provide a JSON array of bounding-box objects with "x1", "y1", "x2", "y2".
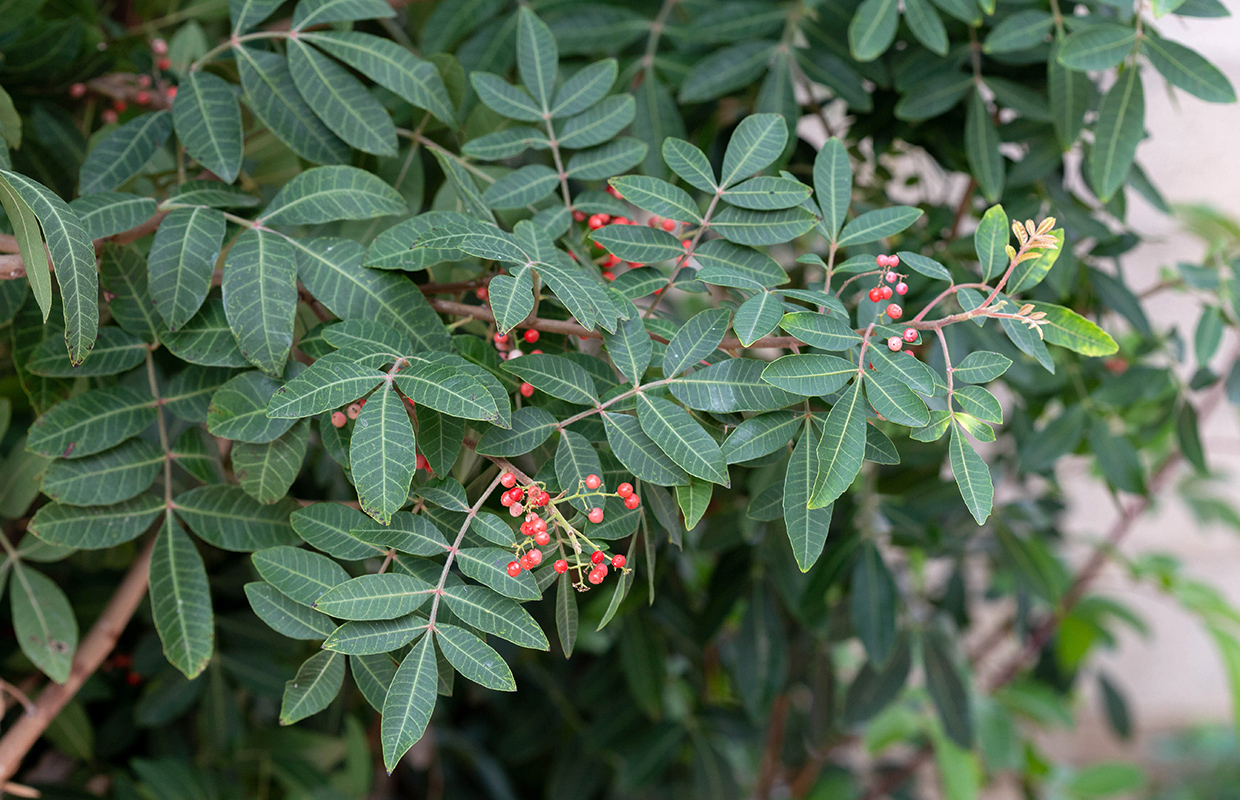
[
  {"x1": 624, "y1": 494, "x2": 641, "y2": 510},
  {"x1": 573, "y1": 210, "x2": 586, "y2": 222},
  {"x1": 585, "y1": 474, "x2": 602, "y2": 490},
  {"x1": 886, "y1": 303, "x2": 903, "y2": 320},
  {"x1": 535, "y1": 491, "x2": 550, "y2": 507},
  {"x1": 649, "y1": 216, "x2": 661, "y2": 228},
  {"x1": 880, "y1": 285, "x2": 893, "y2": 300},
  {"x1": 887, "y1": 336, "x2": 902, "y2": 352},
  {"x1": 888, "y1": 255, "x2": 900, "y2": 267},
  {"x1": 885, "y1": 271, "x2": 897, "y2": 283},
  {"x1": 613, "y1": 216, "x2": 629, "y2": 225},
  {"x1": 126, "y1": 671, "x2": 142, "y2": 686},
  {"x1": 331, "y1": 411, "x2": 347, "y2": 428},
  {"x1": 500, "y1": 472, "x2": 516, "y2": 488},
  {"x1": 500, "y1": 493, "x2": 514, "y2": 507},
  {"x1": 520, "y1": 521, "x2": 533, "y2": 537},
  {"x1": 523, "y1": 329, "x2": 540, "y2": 344},
  {"x1": 113, "y1": 99, "x2": 127, "y2": 112},
  {"x1": 902, "y1": 327, "x2": 918, "y2": 343},
  {"x1": 533, "y1": 518, "x2": 547, "y2": 533},
  {"x1": 595, "y1": 565, "x2": 608, "y2": 579},
  {"x1": 346, "y1": 403, "x2": 362, "y2": 420},
  {"x1": 137, "y1": 75, "x2": 152, "y2": 88},
  {"x1": 136, "y1": 90, "x2": 151, "y2": 105},
  {"x1": 662, "y1": 219, "x2": 677, "y2": 232},
  {"x1": 507, "y1": 561, "x2": 522, "y2": 577},
  {"x1": 157, "y1": 57, "x2": 172, "y2": 71},
  {"x1": 509, "y1": 502, "x2": 524, "y2": 516},
  {"x1": 587, "y1": 507, "x2": 604, "y2": 524},
  {"x1": 588, "y1": 568, "x2": 604, "y2": 585},
  {"x1": 627, "y1": 262, "x2": 643, "y2": 268},
  {"x1": 494, "y1": 332, "x2": 508, "y2": 344},
  {"x1": 475, "y1": 286, "x2": 489, "y2": 301},
  {"x1": 682, "y1": 239, "x2": 692, "y2": 249},
  {"x1": 69, "y1": 82, "x2": 86, "y2": 98},
  {"x1": 554, "y1": 559, "x2": 568, "y2": 573},
  {"x1": 896, "y1": 282, "x2": 908, "y2": 295},
  {"x1": 588, "y1": 215, "x2": 606, "y2": 230},
  {"x1": 165, "y1": 86, "x2": 177, "y2": 99},
  {"x1": 602, "y1": 270, "x2": 616, "y2": 281},
  {"x1": 617, "y1": 482, "x2": 634, "y2": 498},
  {"x1": 611, "y1": 554, "x2": 627, "y2": 568},
  {"x1": 507, "y1": 487, "x2": 524, "y2": 503},
  {"x1": 534, "y1": 530, "x2": 551, "y2": 546},
  {"x1": 519, "y1": 553, "x2": 534, "y2": 570},
  {"x1": 527, "y1": 549, "x2": 543, "y2": 566},
  {"x1": 868, "y1": 287, "x2": 882, "y2": 303},
  {"x1": 416, "y1": 453, "x2": 430, "y2": 472},
  {"x1": 591, "y1": 550, "x2": 606, "y2": 565},
  {"x1": 519, "y1": 382, "x2": 534, "y2": 398}
]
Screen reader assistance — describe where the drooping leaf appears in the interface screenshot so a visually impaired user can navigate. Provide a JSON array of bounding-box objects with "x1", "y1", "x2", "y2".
[
  {"x1": 949, "y1": 426, "x2": 993, "y2": 525},
  {"x1": 1087, "y1": 65, "x2": 1144, "y2": 203},
  {"x1": 173, "y1": 71, "x2": 243, "y2": 183},
  {"x1": 77, "y1": 112, "x2": 172, "y2": 194},
  {"x1": 381, "y1": 633, "x2": 438, "y2": 772},
  {"x1": 350, "y1": 383, "x2": 418, "y2": 524},
  {"x1": 10, "y1": 565, "x2": 78, "y2": 683},
  {"x1": 150, "y1": 514, "x2": 215, "y2": 679},
  {"x1": 287, "y1": 39, "x2": 398, "y2": 156},
  {"x1": 810, "y1": 379, "x2": 865, "y2": 508},
  {"x1": 280, "y1": 650, "x2": 346, "y2": 724}
]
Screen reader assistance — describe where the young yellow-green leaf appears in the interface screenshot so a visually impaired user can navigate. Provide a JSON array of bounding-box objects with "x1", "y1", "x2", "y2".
[
  {"x1": 281, "y1": 650, "x2": 346, "y2": 724},
  {"x1": 173, "y1": 71, "x2": 242, "y2": 184},
  {"x1": 253, "y1": 544, "x2": 350, "y2": 607},
  {"x1": 174, "y1": 485, "x2": 300, "y2": 551},
  {"x1": 77, "y1": 112, "x2": 172, "y2": 194},
  {"x1": 27, "y1": 385, "x2": 155, "y2": 459},
  {"x1": 28, "y1": 494, "x2": 162, "y2": 550},
  {"x1": 151, "y1": 514, "x2": 214, "y2": 679},
  {"x1": 849, "y1": 0, "x2": 900, "y2": 61},
  {"x1": 10, "y1": 565, "x2": 77, "y2": 683},
  {"x1": 41, "y1": 438, "x2": 162, "y2": 506},
  {"x1": 301, "y1": 31, "x2": 455, "y2": 126},
  {"x1": 966, "y1": 91, "x2": 1005, "y2": 203},
  {"x1": 147, "y1": 206, "x2": 226, "y2": 332},
  {"x1": 2, "y1": 170, "x2": 99, "y2": 366},
  {"x1": 974, "y1": 204, "x2": 1010, "y2": 282},
  {"x1": 1144, "y1": 34, "x2": 1235, "y2": 103},
  {"x1": 922, "y1": 627, "x2": 974, "y2": 747},
  {"x1": 851, "y1": 542, "x2": 897, "y2": 663},
  {"x1": 350, "y1": 384, "x2": 418, "y2": 524},
  {"x1": 762, "y1": 353, "x2": 854, "y2": 396},
  {"x1": 436, "y1": 623, "x2": 516, "y2": 692},
  {"x1": 662, "y1": 138, "x2": 717, "y2": 192},
  {"x1": 208, "y1": 370, "x2": 297, "y2": 443},
  {"x1": 785, "y1": 422, "x2": 835, "y2": 571},
  {"x1": 1008, "y1": 228, "x2": 1063, "y2": 293},
  {"x1": 1068, "y1": 763, "x2": 1147, "y2": 798},
  {"x1": 837, "y1": 206, "x2": 923, "y2": 246},
  {"x1": 1029, "y1": 302, "x2": 1119, "y2": 356},
  {"x1": 810, "y1": 379, "x2": 865, "y2": 509},
  {"x1": 1089, "y1": 65, "x2": 1145, "y2": 203},
  {"x1": 441, "y1": 584, "x2": 549, "y2": 650},
  {"x1": 222, "y1": 228, "x2": 298, "y2": 376},
  {"x1": 1058, "y1": 24, "x2": 1138, "y2": 71},
  {"x1": 949, "y1": 426, "x2": 993, "y2": 525},
  {"x1": 315, "y1": 573, "x2": 433, "y2": 620},
  {"x1": 235, "y1": 46, "x2": 350, "y2": 165},
  {"x1": 325, "y1": 615, "x2": 427, "y2": 655},
  {"x1": 246, "y1": 581, "x2": 337, "y2": 639},
  {"x1": 288, "y1": 39, "x2": 397, "y2": 156},
  {"x1": 0, "y1": 175, "x2": 49, "y2": 321},
  {"x1": 381, "y1": 632, "x2": 438, "y2": 772},
  {"x1": 637, "y1": 393, "x2": 729, "y2": 485}
]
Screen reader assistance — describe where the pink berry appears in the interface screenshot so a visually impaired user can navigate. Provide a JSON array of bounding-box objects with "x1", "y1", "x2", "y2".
[
  {"x1": 888, "y1": 337, "x2": 902, "y2": 352},
  {"x1": 888, "y1": 255, "x2": 900, "y2": 267},
  {"x1": 875, "y1": 254, "x2": 888, "y2": 268},
  {"x1": 69, "y1": 83, "x2": 86, "y2": 98},
  {"x1": 509, "y1": 503, "x2": 524, "y2": 517},
  {"x1": 902, "y1": 327, "x2": 918, "y2": 343},
  {"x1": 587, "y1": 507, "x2": 604, "y2": 524},
  {"x1": 151, "y1": 38, "x2": 168, "y2": 55},
  {"x1": 885, "y1": 271, "x2": 897, "y2": 283},
  {"x1": 101, "y1": 109, "x2": 118, "y2": 124},
  {"x1": 585, "y1": 474, "x2": 602, "y2": 490},
  {"x1": 346, "y1": 403, "x2": 362, "y2": 420},
  {"x1": 880, "y1": 285, "x2": 893, "y2": 300},
  {"x1": 886, "y1": 303, "x2": 903, "y2": 320},
  {"x1": 527, "y1": 549, "x2": 543, "y2": 567},
  {"x1": 330, "y1": 411, "x2": 347, "y2": 428},
  {"x1": 896, "y1": 282, "x2": 908, "y2": 295}
]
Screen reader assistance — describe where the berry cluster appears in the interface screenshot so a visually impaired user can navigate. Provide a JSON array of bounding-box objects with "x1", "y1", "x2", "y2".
[
  {"x1": 500, "y1": 471, "x2": 639, "y2": 588},
  {"x1": 70, "y1": 38, "x2": 177, "y2": 124}
]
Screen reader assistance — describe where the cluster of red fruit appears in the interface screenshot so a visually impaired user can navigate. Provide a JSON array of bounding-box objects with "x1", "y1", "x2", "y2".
[
  {"x1": 498, "y1": 470, "x2": 552, "y2": 517},
  {"x1": 70, "y1": 38, "x2": 176, "y2": 124}
]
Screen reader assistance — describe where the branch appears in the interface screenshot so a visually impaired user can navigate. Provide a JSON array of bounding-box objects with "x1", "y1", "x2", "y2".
[{"x1": 0, "y1": 211, "x2": 168, "y2": 279}]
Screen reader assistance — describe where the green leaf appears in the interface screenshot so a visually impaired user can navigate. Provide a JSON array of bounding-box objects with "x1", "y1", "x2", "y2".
[
  {"x1": 1009, "y1": 228, "x2": 1064, "y2": 293},
  {"x1": 147, "y1": 207, "x2": 226, "y2": 331},
  {"x1": 288, "y1": 39, "x2": 397, "y2": 156},
  {"x1": 895, "y1": 251, "x2": 951, "y2": 282},
  {"x1": 762, "y1": 354, "x2": 854, "y2": 396},
  {"x1": 566, "y1": 138, "x2": 646, "y2": 179},
  {"x1": 151, "y1": 514, "x2": 214, "y2": 679},
  {"x1": 551, "y1": 58, "x2": 617, "y2": 118},
  {"x1": 174, "y1": 485, "x2": 299, "y2": 551},
  {"x1": 351, "y1": 510, "x2": 449, "y2": 556},
  {"x1": 381, "y1": 633, "x2": 438, "y2": 771},
  {"x1": 253, "y1": 545, "x2": 349, "y2": 607},
  {"x1": 436, "y1": 623, "x2": 516, "y2": 691},
  {"x1": 482, "y1": 164, "x2": 559, "y2": 209},
  {"x1": 1049, "y1": 40, "x2": 1095, "y2": 149},
  {"x1": 712, "y1": 206, "x2": 817, "y2": 247},
  {"x1": 813, "y1": 138, "x2": 851, "y2": 242},
  {"x1": 558, "y1": 94, "x2": 634, "y2": 149},
  {"x1": 10, "y1": 565, "x2": 77, "y2": 683},
  {"x1": 262, "y1": 165, "x2": 405, "y2": 226},
  {"x1": 455, "y1": 547, "x2": 541, "y2": 600},
  {"x1": 974, "y1": 205, "x2": 1010, "y2": 282},
  {"x1": 267, "y1": 353, "x2": 384, "y2": 420},
  {"x1": 810, "y1": 380, "x2": 865, "y2": 508},
  {"x1": 293, "y1": 0, "x2": 394, "y2": 28},
  {"x1": 734, "y1": 292, "x2": 783, "y2": 347},
  {"x1": 100, "y1": 245, "x2": 160, "y2": 343},
  {"x1": 671, "y1": 358, "x2": 800, "y2": 412},
  {"x1": 679, "y1": 41, "x2": 777, "y2": 104},
  {"x1": 720, "y1": 113, "x2": 787, "y2": 188},
  {"x1": 1030, "y1": 302, "x2": 1119, "y2": 355},
  {"x1": 785, "y1": 422, "x2": 835, "y2": 571},
  {"x1": 662, "y1": 138, "x2": 717, "y2": 192},
  {"x1": 28, "y1": 495, "x2": 162, "y2": 550},
  {"x1": 0, "y1": 176, "x2": 49, "y2": 321},
  {"x1": 246, "y1": 581, "x2": 336, "y2": 639},
  {"x1": 954, "y1": 351, "x2": 1012, "y2": 383},
  {"x1": 1058, "y1": 24, "x2": 1138, "y2": 71},
  {"x1": 955, "y1": 385, "x2": 1002, "y2": 424},
  {"x1": 895, "y1": 73, "x2": 974, "y2": 121},
  {"x1": 844, "y1": 633, "x2": 912, "y2": 723},
  {"x1": 173, "y1": 71, "x2": 243, "y2": 183},
  {"x1": 609, "y1": 176, "x2": 701, "y2": 223},
  {"x1": 865, "y1": 370, "x2": 930, "y2": 427},
  {"x1": 922, "y1": 628, "x2": 974, "y2": 747},
  {"x1": 849, "y1": 0, "x2": 900, "y2": 61},
  {"x1": 965, "y1": 91, "x2": 1005, "y2": 204},
  {"x1": 69, "y1": 192, "x2": 152, "y2": 240},
  {"x1": 516, "y1": 6, "x2": 557, "y2": 110},
  {"x1": 221, "y1": 228, "x2": 297, "y2": 376},
  {"x1": 26, "y1": 327, "x2": 146, "y2": 377},
  {"x1": 837, "y1": 206, "x2": 923, "y2": 246},
  {"x1": 231, "y1": 0, "x2": 283, "y2": 34},
  {"x1": 314, "y1": 573, "x2": 433, "y2": 620},
  {"x1": 208, "y1": 371, "x2": 296, "y2": 443},
  {"x1": 723, "y1": 176, "x2": 809, "y2": 212},
  {"x1": 42, "y1": 438, "x2": 161, "y2": 506},
  {"x1": 592, "y1": 225, "x2": 684, "y2": 263},
  {"x1": 470, "y1": 72, "x2": 543, "y2": 122},
  {"x1": 723, "y1": 410, "x2": 799, "y2": 464},
  {"x1": 325, "y1": 615, "x2": 426, "y2": 655},
  {"x1": 235, "y1": 46, "x2": 350, "y2": 165},
  {"x1": 502, "y1": 354, "x2": 598, "y2": 405},
  {"x1": 1068, "y1": 763, "x2": 1146, "y2": 798},
  {"x1": 441, "y1": 584, "x2": 548, "y2": 650},
  {"x1": 780, "y1": 311, "x2": 861, "y2": 351},
  {"x1": 601, "y1": 412, "x2": 688, "y2": 486},
  {"x1": 351, "y1": 384, "x2": 418, "y2": 524},
  {"x1": 291, "y1": 502, "x2": 384, "y2": 560},
  {"x1": 637, "y1": 394, "x2": 729, "y2": 485},
  {"x1": 949, "y1": 426, "x2": 993, "y2": 525},
  {"x1": 77, "y1": 112, "x2": 172, "y2": 194},
  {"x1": 281, "y1": 650, "x2": 345, "y2": 724},
  {"x1": 851, "y1": 542, "x2": 897, "y2": 663},
  {"x1": 556, "y1": 572, "x2": 578, "y2": 657},
  {"x1": 602, "y1": 315, "x2": 652, "y2": 385},
  {"x1": 475, "y1": 406, "x2": 557, "y2": 456},
  {"x1": 1143, "y1": 34, "x2": 1235, "y2": 103},
  {"x1": 27, "y1": 385, "x2": 155, "y2": 459},
  {"x1": 903, "y1": 0, "x2": 949, "y2": 55},
  {"x1": 395, "y1": 360, "x2": 503, "y2": 422},
  {"x1": 2, "y1": 170, "x2": 100, "y2": 366},
  {"x1": 677, "y1": 479, "x2": 712, "y2": 529},
  {"x1": 663, "y1": 308, "x2": 730, "y2": 377},
  {"x1": 984, "y1": 11, "x2": 1055, "y2": 54}
]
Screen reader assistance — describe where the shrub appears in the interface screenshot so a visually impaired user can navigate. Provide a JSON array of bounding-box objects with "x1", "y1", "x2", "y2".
[{"x1": 0, "y1": 0, "x2": 1235, "y2": 797}]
